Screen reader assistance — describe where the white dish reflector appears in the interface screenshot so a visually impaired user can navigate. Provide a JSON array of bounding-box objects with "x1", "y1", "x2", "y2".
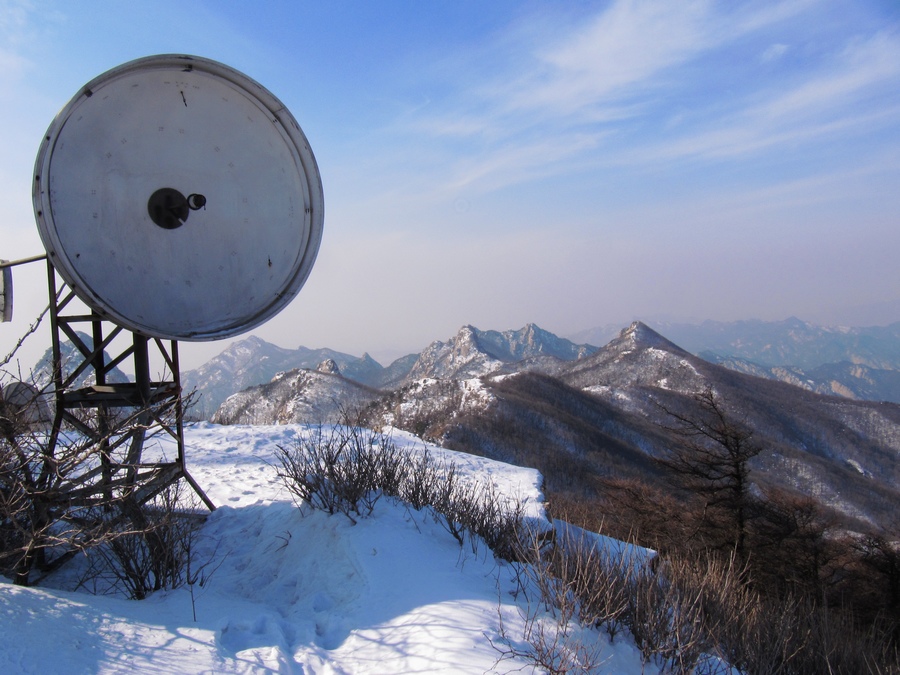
[{"x1": 33, "y1": 55, "x2": 324, "y2": 341}]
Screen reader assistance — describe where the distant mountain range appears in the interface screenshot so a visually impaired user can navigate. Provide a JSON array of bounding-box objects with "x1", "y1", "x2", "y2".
[
  {"x1": 656, "y1": 317, "x2": 900, "y2": 370},
  {"x1": 573, "y1": 317, "x2": 900, "y2": 403},
  {"x1": 187, "y1": 317, "x2": 900, "y2": 418},
  {"x1": 29, "y1": 331, "x2": 130, "y2": 392},
  {"x1": 431, "y1": 322, "x2": 900, "y2": 534},
  {"x1": 192, "y1": 319, "x2": 900, "y2": 534},
  {"x1": 556, "y1": 323, "x2": 900, "y2": 528},
  {"x1": 405, "y1": 323, "x2": 596, "y2": 381},
  {"x1": 182, "y1": 336, "x2": 416, "y2": 418},
  {"x1": 187, "y1": 323, "x2": 596, "y2": 418},
  {"x1": 27, "y1": 318, "x2": 900, "y2": 535},
  {"x1": 210, "y1": 363, "x2": 382, "y2": 426},
  {"x1": 570, "y1": 317, "x2": 900, "y2": 370}
]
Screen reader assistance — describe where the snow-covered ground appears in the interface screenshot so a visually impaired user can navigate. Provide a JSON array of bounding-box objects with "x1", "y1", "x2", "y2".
[{"x1": 0, "y1": 423, "x2": 654, "y2": 674}]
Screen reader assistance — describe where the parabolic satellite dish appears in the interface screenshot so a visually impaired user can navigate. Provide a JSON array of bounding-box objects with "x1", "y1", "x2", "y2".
[
  {"x1": 0, "y1": 381, "x2": 51, "y2": 429},
  {"x1": 33, "y1": 54, "x2": 324, "y2": 341}
]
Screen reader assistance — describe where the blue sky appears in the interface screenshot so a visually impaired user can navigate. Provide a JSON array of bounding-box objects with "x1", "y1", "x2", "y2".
[{"x1": 2, "y1": 0, "x2": 899, "y2": 368}]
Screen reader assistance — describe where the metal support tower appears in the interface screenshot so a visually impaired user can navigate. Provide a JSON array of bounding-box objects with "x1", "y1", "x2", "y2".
[{"x1": 44, "y1": 261, "x2": 214, "y2": 511}]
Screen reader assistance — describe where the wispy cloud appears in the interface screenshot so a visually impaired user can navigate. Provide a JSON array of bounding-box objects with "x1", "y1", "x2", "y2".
[
  {"x1": 443, "y1": 132, "x2": 607, "y2": 192},
  {"x1": 503, "y1": 0, "x2": 712, "y2": 118},
  {"x1": 756, "y1": 31, "x2": 900, "y2": 120},
  {"x1": 400, "y1": 0, "x2": 900, "y2": 195},
  {"x1": 637, "y1": 103, "x2": 900, "y2": 164},
  {"x1": 420, "y1": 0, "x2": 718, "y2": 140},
  {"x1": 760, "y1": 43, "x2": 789, "y2": 63},
  {"x1": 635, "y1": 30, "x2": 900, "y2": 164},
  {"x1": 417, "y1": 0, "x2": 813, "y2": 134}
]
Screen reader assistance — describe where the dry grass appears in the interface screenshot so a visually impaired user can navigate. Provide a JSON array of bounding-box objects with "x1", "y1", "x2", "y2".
[{"x1": 276, "y1": 424, "x2": 899, "y2": 674}]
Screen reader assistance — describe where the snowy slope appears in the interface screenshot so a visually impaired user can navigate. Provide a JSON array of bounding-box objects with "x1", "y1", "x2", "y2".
[
  {"x1": 210, "y1": 369, "x2": 382, "y2": 425},
  {"x1": 0, "y1": 424, "x2": 653, "y2": 674},
  {"x1": 405, "y1": 324, "x2": 597, "y2": 382}
]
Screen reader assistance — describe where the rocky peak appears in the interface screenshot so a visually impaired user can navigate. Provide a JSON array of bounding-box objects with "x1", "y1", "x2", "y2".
[
  {"x1": 454, "y1": 326, "x2": 482, "y2": 356},
  {"x1": 561, "y1": 320, "x2": 706, "y2": 395},
  {"x1": 317, "y1": 359, "x2": 341, "y2": 375},
  {"x1": 404, "y1": 324, "x2": 598, "y2": 381},
  {"x1": 507, "y1": 323, "x2": 547, "y2": 355},
  {"x1": 618, "y1": 321, "x2": 689, "y2": 354},
  {"x1": 30, "y1": 331, "x2": 129, "y2": 391}
]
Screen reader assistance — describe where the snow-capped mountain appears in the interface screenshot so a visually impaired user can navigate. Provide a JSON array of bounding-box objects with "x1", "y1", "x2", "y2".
[
  {"x1": 405, "y1": 323, "x2": 597, "y2": 381},
  {"x1": 442, "y1": 322, "x2": 900, "y2": 533},
  {"x1": 186, "y1": 324, "x2": 595, "y2": 421},
  {"x1": 574, "y1": 317, "x2": 900, "y2": 371},
  {"x1": 210, "y1": 365, "x2": 382, "y2": 425},
  {"x1": 27, "y1": 331, "x2": 129, "y2": 392},
  {"x1": 563, "y1": 321, "x2": 705, "y2": 395},
  {"x1": 205, "y1": 323, "x2": 594, "y2": 429},
  {"x1": 182, "y1": 336, "x2": 414, "y2": 418},
  {"x1": 204, "y1": 320, "x2": 900, "y2": 532},
  {"x1": 574, "y1": 317, "x2": 900, "y2": 404},
  {"x1": 188, "y1": 318, "x2": 900, "y2": 428}
]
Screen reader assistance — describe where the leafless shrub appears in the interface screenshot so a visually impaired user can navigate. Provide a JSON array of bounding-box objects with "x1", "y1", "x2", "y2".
[
  {"x1": 430, "y1": 473, "x2": 525, "y2": 559},
  {"x1": 489, "y1": 595, "x2": 609, "y2": 675},
  {"x1": 275, "y1": 424, "x2": 524, "y2": 559},
  {"x1": 511, "y1": 520, "x2": 899, "y2": 674},
  {"x1": 275, "y1": 424, "x2": 388, "y2": 522},
  {"x1": 396, "y1": 447, "x2": 445, "y2": 510},
  {"x1": 492, "y1": 524, "x2": 634, "y2": 674},
  {"x1": 1, "y1": 335, "x2": 206, "y2": 588},
  {"x1": 507, "y1": 525, "x2": 704, "y2": 672},
  {"x1": 461, "y1": 482, "x2": 525, "y2": 561},
  {"x1": 76, "y1": 483, "x2": 213, "y2": 601},
  {"x1": 1, "y1": 413, "x2": 124, "y2": 582}
]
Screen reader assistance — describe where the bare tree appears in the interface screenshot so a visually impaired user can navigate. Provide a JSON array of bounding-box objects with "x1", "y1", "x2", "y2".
[
  {"x1": 1, "y1": 348, "x2": 201, "y2": 588},
  {"x1": 750, "y1": 489, "x2": 840, "y2": 597},
  {"x1": 657, "y1": 387, "x2": 761, "y2": 561},
  {"x1": 1, "y1": 388, "x2": 150, "y2": 584},
  {"x1": 0, "y1": 382, "x2": 82, "y2": 583},
  {"x1": 851, "y1": 532, "x2": 900, "y2": 629}
]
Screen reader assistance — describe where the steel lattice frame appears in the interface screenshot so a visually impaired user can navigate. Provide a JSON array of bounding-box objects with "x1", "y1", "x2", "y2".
[{"x1": 44, "y1": 261, "x2": 214, "y2": 511}]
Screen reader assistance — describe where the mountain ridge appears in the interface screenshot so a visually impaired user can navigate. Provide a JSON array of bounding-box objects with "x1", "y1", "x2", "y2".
[
  {"x1": 184, "y1": 323, "x2": 596, "y2": 417},
  {"x1": 201, "y1": 320, "x2": 900, "y2": 533},
  {"x1": 452, "y1": 322, "x2": 900, "y2": 533},
  {"x1": 182, "y1": 337, "x2": 416, "y2": 418},
  {"x1": 405, "y1": 323, "x2": 597, "y2": 381},
  {"x1": 185, "y1": 317, "x2": 900, "y2": 422}
]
